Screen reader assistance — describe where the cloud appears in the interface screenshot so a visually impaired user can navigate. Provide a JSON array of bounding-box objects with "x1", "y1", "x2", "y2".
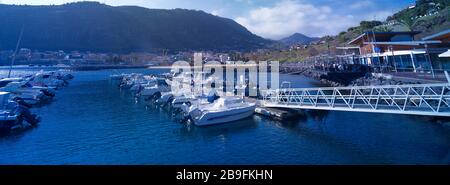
[
  {"x1": 363, "y1": 10, "x2": 394, "y2": 21},
  {"x1": 235, "y1": 0, "x2": 358, "y2": 39},
  {"x1": 234, "y1": 0, "x2": 254, "y2": 5},
  {"x1": 350, "y1": 0, "x2": 374, "y2": 9},
  {"x1": 211, "y1": 9, "x2": 224, "y2": 16}
]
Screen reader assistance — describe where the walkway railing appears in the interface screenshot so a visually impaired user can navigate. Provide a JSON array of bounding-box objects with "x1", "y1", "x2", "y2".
[{"x1": 262, "y1": 83, "x2": 450, "y2": 117}]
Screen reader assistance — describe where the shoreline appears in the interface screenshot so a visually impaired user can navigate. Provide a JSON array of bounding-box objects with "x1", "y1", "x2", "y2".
[
  {"x1": 2, "y1": 64, "x2": 446, "y2": 86},
  {"x1": 279, "y1": 65, "x2": 449, "y2": 87},
  {"x1": 0, "y1": 65, "x2": 152, "y2": 71},
  {"x1": 148, "y1": 64, "x2": 260, "y2": 69}
]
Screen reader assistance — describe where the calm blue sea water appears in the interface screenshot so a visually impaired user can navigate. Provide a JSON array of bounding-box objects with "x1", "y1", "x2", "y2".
[{"x1": 0, "y1": 68, "x2": 450, "y2": 165}]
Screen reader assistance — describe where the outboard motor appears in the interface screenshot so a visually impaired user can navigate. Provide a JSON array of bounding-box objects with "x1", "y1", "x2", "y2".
[
  {"x1": 179, "y1": 102, "x2": 192, "y2": 113},
  {"x1": 13, "y1": 97, "x2": 32, "y2": 109},
  {"x1": 179, "y1": 114, "x2": 191, "y2": 123},
  {"x1": 12, "y1": 98, "x2": 40, "y2": 126},
  {"x1": 164, "y1": 96, "x2": 175, "y2": 108},
  {"x1": 186, "y1": 107, "x2": 202, "y2": 124}
]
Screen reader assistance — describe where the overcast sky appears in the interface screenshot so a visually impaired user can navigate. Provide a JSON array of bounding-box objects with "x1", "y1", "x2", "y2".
[{"x1": 0, "y1": 0, "x2": 415, "y2": 39}]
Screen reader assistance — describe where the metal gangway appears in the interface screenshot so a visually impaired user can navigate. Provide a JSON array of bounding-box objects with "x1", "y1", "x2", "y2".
[{"x1": 262, "y1": 82, "x2": 450, "y2": 117}]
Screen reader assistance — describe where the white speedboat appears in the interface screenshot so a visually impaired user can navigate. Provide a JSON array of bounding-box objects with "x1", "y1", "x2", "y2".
[
  {"x1": 156, "y1": 90, "x2": 186, "y2": 107},
  {"x1": 0, "y1": 92, "x2": 19, "y2": 133},
  {"x1": 173, "y1": 95, "x2": 202, "y2": 109},
  {"x1": 139, "y1": 84, "x2": 170, "y2": 97},
  {"x1": 0, "y1": 79, "x2": 48, "y2": 105},
  {"x1": 129, "y1": 77, "x2": 164, "y2": 92},
  {"x1": 157, "y1": 92, "x2": 174, "y2": 105},
  {"x1": 187, "y1": 97, "x2": 256, "y2": 126},
  {"x1": 28, "y1": 72, "x2": 66, "y2": 88}
]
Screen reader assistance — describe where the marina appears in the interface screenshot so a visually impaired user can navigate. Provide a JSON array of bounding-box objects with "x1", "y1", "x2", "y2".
[
  {"x1": 1, "y1": 68, "x2": 450, "y2": 164},
  {"x1": 0, "y1": 0, "x2": 448, "y2": 172},
  {"x1": 113, "y1": 70, "x2": 258, "y2": 126}
]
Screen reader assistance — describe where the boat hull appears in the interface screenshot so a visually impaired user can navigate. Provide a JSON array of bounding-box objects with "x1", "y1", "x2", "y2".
[{"x1": 193, "y1": 104, "x2": 256, "y2": 126}]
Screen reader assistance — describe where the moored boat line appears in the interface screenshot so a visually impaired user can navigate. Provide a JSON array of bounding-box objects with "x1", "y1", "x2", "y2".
[
  {"x1": 0, "y1": 70, "x2": 74, "y2": 134},
  {"x1": 111, "y1": 72, "x2": 257, "y2": 126}
]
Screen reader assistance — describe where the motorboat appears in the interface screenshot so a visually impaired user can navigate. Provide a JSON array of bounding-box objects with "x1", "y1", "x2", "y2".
[
  {"x1": 186, "y1": 96, "x2": 256, "y2": 126},
  {"x1": 130, "y1": 76, "x2": 166, "y2": 92},
  {"x1": 169, "y1": 87, "x2": 223, "y2": 110},
  {"x1": 172, "y1": 95, "x2": 200, "y2": 109},
  {"x1": 156, "y1": 92, "x2": 175, "y2": 105},
  {"x1": 28, "y1": 72, "x2": 67, "y2": 88},
  {"x1": 0, "y1": 92, "x2": 19, "y2": 133},
  {"x1": 119, "y1": 74, "x2": 158, "y2": 90},
  {"x1": 0, "y1": 78, "x2": 49, "y2": 105},
  {"x1": 136, "y1": 78, "x2": 170, "y2": 97},
  {"x1": 110, "y1": 73, "x2": 127, "y2": 81},
  {"x1": 118, "y1": 73, "x2": 140, "y2": 89},
  {"x1": 155, "y1": 90, "x2": 187, "y2": 107},
  {"x1": 52, "y1": 70, "x2": 74, "y2": 81},
  {"x1": 0, "y1": 92, "x2": 40, "y2": 134},
  {"x1": 139, "y1": 84, "x2": 170, "y2": 98}
]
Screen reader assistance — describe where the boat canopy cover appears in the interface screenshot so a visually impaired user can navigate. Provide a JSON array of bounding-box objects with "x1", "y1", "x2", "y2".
[{"x1": 439, "y1": 50, "x2": 450, "y2": 58}]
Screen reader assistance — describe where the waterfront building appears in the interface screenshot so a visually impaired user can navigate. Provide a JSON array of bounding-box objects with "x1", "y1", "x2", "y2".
[
  {"x1": 345, "y1": 30, "x2": 450, "y2": 73},
  {"x1": 335, "y1": 46, "x2": 361, "y2": 65}
]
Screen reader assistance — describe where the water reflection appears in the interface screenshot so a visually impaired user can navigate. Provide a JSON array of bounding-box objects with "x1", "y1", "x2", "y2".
[
  {"x1": 1, "y1": 68, "x2": 450, "y2": 164},
  {"x1": 0, "y1": 125, "x2": 39, "y2": 140},
  {"x1": 305, "y1": 110, "x2": 330, "y2": 122},
  {"x1": 178, "y1": 117, "x2": 259, "y2": 139}
]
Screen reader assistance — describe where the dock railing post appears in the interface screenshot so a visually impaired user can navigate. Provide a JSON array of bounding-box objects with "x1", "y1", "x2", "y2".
[
  {"x1": 445, "y1": 71, "x2": 450, "y2": 85},
  {"x1": 424, "y1": 44, "x2": 435, "y2": 78}
]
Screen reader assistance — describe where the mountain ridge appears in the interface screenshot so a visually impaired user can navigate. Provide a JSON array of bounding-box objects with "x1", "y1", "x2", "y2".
[
  {"x1": 0, "y1": 2, "x2": 271, "y2": 53},
  {"x1": 279, "y1": 33, "x2": 320, "y2": 45}
]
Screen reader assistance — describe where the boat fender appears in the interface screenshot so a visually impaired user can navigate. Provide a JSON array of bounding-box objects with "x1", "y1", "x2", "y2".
[{"x1": 14, "y1": 106, "x2": 39, "y2": 126}]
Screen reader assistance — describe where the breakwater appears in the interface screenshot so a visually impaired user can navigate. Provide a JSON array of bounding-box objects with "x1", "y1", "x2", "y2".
[{"x1": 281, "y1": 66, "x2": 363, "y2": 87}]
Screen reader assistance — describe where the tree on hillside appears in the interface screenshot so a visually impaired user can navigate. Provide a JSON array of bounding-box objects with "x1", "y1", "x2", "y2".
[
  {"x1": 374, "y1": 25, "x2": 394, "y2": 32},
  {"x1": 397, "y1": 17, "x2": 417, "y2": 31},
  {"x1": 307, "y1": 47, "x2": 319, "y2": 56}
]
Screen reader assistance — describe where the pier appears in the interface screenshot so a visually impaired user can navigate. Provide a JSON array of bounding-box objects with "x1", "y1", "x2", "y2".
[{"x1": 262, "y1": 82, "x2": 450, "y2": 117}]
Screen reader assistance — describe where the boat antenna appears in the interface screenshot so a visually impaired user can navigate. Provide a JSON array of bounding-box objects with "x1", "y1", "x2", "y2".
[{"x1": 8, "y1": 26, "x2": 25, "y2": 78}]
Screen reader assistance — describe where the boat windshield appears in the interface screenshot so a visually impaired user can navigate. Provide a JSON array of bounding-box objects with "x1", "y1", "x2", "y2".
[{"x1": 210, "y1": 97, "x2": 245, "y2": 110}]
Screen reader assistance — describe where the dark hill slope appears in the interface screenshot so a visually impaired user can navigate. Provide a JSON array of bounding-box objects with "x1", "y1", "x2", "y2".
[{"x1": 0, "y1": 2, "x2": 271, "y2": 52}]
